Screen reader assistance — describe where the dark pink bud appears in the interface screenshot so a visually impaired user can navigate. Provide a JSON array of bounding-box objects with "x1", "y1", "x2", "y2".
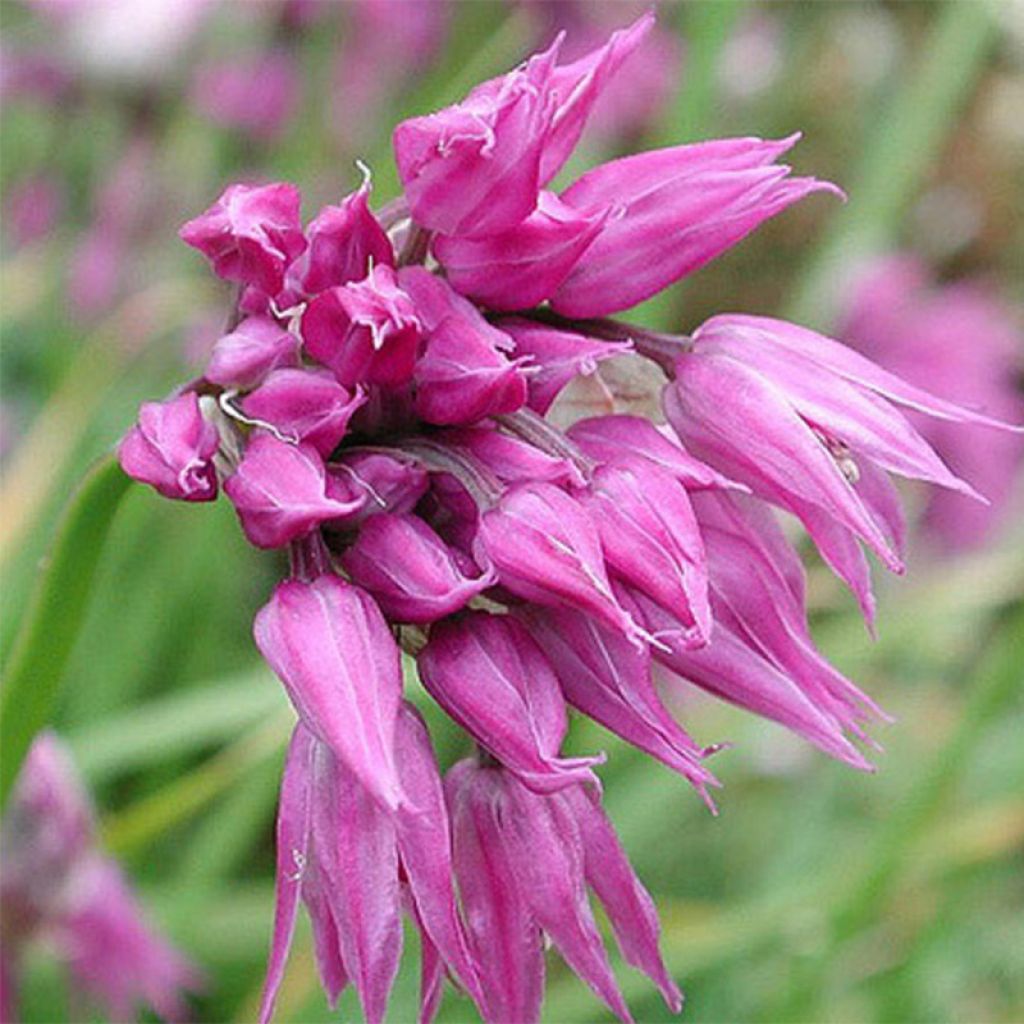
[
  {"x1": 433, "y1": 191, "x2": 609, "y2": 311},
  {"x1": 179, "y1": 182, "x2": 306, "y2": 295},
  {"x1": 288, "y1": 176, "x2": 394, "y2": 297},
  {"x1": 205, "y1": 315, "x2": 300, "y2": 390},
  {"x1": 499, "y1": 318, "x2": 632, "y2": 414},
  {"x1": 413, "y1": 316, "x2": 528, "y2": 426},
  {"x1": 119, "y1": 392, "x2": 219, "y2": 502},
  {"x1": 254, "y1": 575, "x2": 404, "y2": 810},
  {"x1": 224, "y1": 434, "x2": 364, "y2": 548},
  {"x1": 418, "y1": 612, "x2": 602, "y2": 792},
  {"x1": 302, "y1": 265, "x2": 423, "y2": 388},
  {"x1": 240, "y1": 368, "x2": 366, "y2": 457},
  {"x1": 476, "y1": 481, "x2": 645, "y2": 644},
  {"x1": 341, "y1": 513, "x2": 495, "y2": 623}
]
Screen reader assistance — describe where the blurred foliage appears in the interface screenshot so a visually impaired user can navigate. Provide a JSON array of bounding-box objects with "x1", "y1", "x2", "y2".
[{"x1": 1, "y1": 1, "x2": 1022, "y2": 1022}]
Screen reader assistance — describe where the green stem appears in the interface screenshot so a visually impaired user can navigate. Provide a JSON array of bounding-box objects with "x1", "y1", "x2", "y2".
[
  {"x1": 784, "y1": 0, "x2": 998, "y2": 329},
  {"x1": 0, "y1": 455, "x2": 133, "y2": 812}
]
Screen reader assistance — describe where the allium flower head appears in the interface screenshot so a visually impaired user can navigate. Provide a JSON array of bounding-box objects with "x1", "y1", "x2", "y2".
[{"x1": 118, "y1": 12, "x2": 1020, "y2": 1022}]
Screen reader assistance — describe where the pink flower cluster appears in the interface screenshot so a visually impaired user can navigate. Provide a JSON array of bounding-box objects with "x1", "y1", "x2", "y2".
[
  {"x1": 118, "y1": 15, "x2": 1020, "y2": 1023},
  {"x1": 0, "y1": 734, "x2": 197, "y2": 1022}
]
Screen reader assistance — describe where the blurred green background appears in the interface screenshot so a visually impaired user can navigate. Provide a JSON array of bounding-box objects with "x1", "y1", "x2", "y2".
[{"x1": 1, "y1": 1, "x2": 1022, "y2": 1022}]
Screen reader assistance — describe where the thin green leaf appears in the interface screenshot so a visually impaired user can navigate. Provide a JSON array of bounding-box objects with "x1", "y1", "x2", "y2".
[{"x1": 0, "y1": 455, "x2": 133, "y2": 811}]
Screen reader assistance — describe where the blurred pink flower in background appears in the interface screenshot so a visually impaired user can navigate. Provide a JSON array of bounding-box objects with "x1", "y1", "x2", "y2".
[
  {"x1": 0, "y1": 733, "x2": 199, "y2": 1022},
  {"x1": 191, "y1": 49, "x2": 301, "y2": 144},
  {"x1": 839, "y1": 255, "x2": 1024, "y2": 552},
  {"x1": 2, "y1": 174, "x2": 64, "y2": 250}
]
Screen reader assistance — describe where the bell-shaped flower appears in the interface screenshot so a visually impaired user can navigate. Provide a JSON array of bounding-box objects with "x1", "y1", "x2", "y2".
[
  {"x1": 119, "y1": 392, "x2": 219, "y2": 502},
  {"x1": 224, "y1": 434, "x2": 365, "y2": 548},
  {"x1": 413, "y1": 315, "x2": 529, "y2": 426},
  {"x1": 499, "y1": 318, "x2": 632, "y2": 414},
  {"x1": 205, "y1": 315, "x2": 300, "y2": 390},
  {"x1": 448, "y1": 760, "x2": 674, "y2": 1024},
  {"x1": 240, "y1": 368, "x2": 366, "y2": 457},
  {"x1": 418, "y1": 612, "x2": 602, "y2": 792},
  {"x1": 521, "y1": 605, "x2": 717, "y2": 802},
  {"x1": 432, "y1": 191, "x2": 609, "y2": 311},
  {"x1": 664, "y1": 314, "x2": 1021, "y2": 617},
  {"x1": 302, "y1": 264, "x2": 423, "y2": 388},
  {"x1": 179, "y1": 181, "x2": 306, "y2": 296},
  {"x1": 340, "y1": 513, "x2": 495, "y2": 623},
  {"x1": 260, "y1": 713, "x2": 481, "y2": 1024},
  {"x1": 253, "y1": 574, "x2": 404, "y2": 810},
  {"x1": 392, "y1": 39, "x2": 559, "y2": 237},
  {"x1": 476, "y1": 481, "x2": 646, "y2": 644},
  {"x1": 551, "y1": 136, "x2": 840, "y2": 317},
  {"x1": 581, "y1": 458, "x2": 712, "y2": 644},
  {"x1": 287, "y1": 175, "x2": 394, "y2": 298},
  {"x1": 568, "y1": 414, "x2": 739, "y2": 491}
]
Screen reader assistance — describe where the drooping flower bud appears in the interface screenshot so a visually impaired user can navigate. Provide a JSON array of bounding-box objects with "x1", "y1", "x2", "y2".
[
  {"x1": 205, "y1": 315, "x2": 300, "y2": 390},
  {"x1": 179, "y1": 181, "x2": 306, "y2": 296},
  {"x1": 341, "y1": 513, "x2": 495, "y2": 623},
  {"x1": 119, "y1": 392, "x2": 219, "y2": 502},
  {"x1": 224, "y1": 434, "x2": 364, "y2": 549},
  {"x1": 418, "y1": 612, "x2": 602, "y2": 792}
]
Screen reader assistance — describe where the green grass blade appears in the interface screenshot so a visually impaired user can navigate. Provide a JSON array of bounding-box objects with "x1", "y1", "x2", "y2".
[{"x1": 0, "y1": 455, "x2": 133, "y2": 811}]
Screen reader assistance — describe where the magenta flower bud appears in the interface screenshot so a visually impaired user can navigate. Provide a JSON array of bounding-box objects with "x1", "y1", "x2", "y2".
[
  {"x1": 224, "y1": 434, "x2": 364, "y2": 548},
  {"x1": 302, "y1": 264, "x2": 423, "y2": 388},
  {"x1": 477, "y1": 481, "x2": 646, "y2": 644},
  {"x1": 179, "y1": 182, "x2": 306, "y2": 296},
  {"x1": 418, "y1": 612, "x2": 602, "y2": 792},
  {"x1": 288, "y1": 176, "x2": 394, "y2": 298},
  {"x1": 665, "y1": 314, "x2": 1021, "y2": 617},
  {"x1": 558, "y1": 784, "x2": 683, "y2": 1013},
  {"x1": 392, "y1": 38, "x2": 560, "y2": 237},
  {"x1": 119, "y1": 392, "x2": 219, "y2": 502},
  {"x1": 448, "y1": 762, "x2": 657, "y2": 1024},
  {"x1": 522, "y1": 606, "x2": 717, "y2": 801},
  {"x1": 260, "y1": 713, "x2": 481, "y2": 1024},
  {"x1": 432, "y1": 191, "x2": 609, "y2": 311},
  {"x1": 240, "y1": 368, "x2": 366, "y2": 457},
  {"x1": 499, "y1": 318, "x2": 632, "y2": 414},
  {"x1": 539, "y1": 12, "x2": 655, "y2": 183},
  {"x1": 441, "y1": 426, "x2": 587, "y2": 487},
  {"x1": 551, "y1": 135, "x2": 841, "y2": 317},
  {"x1": 413, "y1": 316, "x2": 529, "y2": 426},
  {"x1": 330, "y1": 451, "x2": 430, "y2": 522},
  {"x1": 446, "y1": 761, "x2": 544, "y2": 1024},
  {"x1": 581, "y1": 459, "x2": 712, "y2": 643},
  {"x1": 568, "y1": 414, "x2": 739, "y2": 491},
  {"x1": 205, "y1": 315, "x2": 300, "y2": 390},
  {"x1": 398, "y1": 264, "x2": 516, "y2": 352},
  {"x1": 2, "y1": 735, "x2": 199, "y2": 1024},
  {"x1": 254, "y1": 575, "x2": 404, "y2": 810},
  {"x1": 340, "y1": 513, "x2": 495, "y2": 623}
]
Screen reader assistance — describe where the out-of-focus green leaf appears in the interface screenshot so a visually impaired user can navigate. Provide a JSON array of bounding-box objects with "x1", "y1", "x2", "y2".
[{"x1": 0, "y1": 455, "x2": 132, "y2": 811}]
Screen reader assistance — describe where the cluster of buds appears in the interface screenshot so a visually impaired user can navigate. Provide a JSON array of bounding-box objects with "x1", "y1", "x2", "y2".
[
  {"x1": 118, "y1": 14, "x2": 1019, "y2": 1023},
  {"x1": 0, "y1": 735, "x2": 197, "y2": 1022}
]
